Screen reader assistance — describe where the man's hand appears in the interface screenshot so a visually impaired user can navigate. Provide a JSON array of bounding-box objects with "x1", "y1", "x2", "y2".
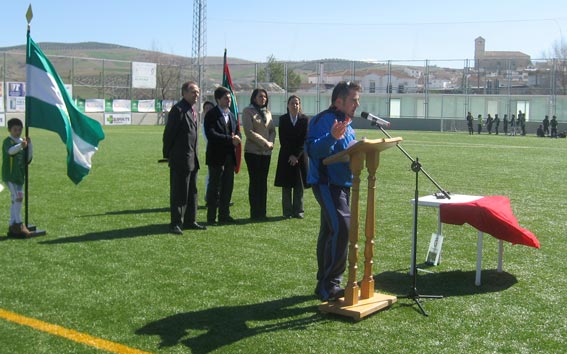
[
  {"x1": 331, "y1": 118, "x2": 351, "y2": 140},
  {"x1": 232, "y1": 133, "x2": 241, "y2": 146}
]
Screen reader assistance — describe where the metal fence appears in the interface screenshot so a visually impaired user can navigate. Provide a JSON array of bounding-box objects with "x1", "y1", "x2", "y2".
[{"x1": 2, "y1": 51, "x2": 566, "y2": 121}]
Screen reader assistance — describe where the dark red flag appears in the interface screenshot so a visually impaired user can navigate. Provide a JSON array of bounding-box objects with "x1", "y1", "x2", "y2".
[{"x1": 222, "y1": 49, "x2": 242, "y2": 173}]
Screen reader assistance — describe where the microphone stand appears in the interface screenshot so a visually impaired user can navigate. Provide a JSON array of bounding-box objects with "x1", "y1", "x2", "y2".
[{"x1": 374, "y1": 123, "x2": 448, "y2": 316}]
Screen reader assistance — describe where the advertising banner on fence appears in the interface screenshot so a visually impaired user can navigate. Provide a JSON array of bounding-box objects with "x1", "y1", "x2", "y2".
[
  {"x1": 7, "y1": 82, "x2": 26, "y2": 112},
  {"x1": 132, "y1": 62, "x2": 157, "y2": 89},
  {"x1": 64, "y1": 84, "x2": 73, "y2": 97},
  {"x1": 162, "y1": 100, "x2": 175, "y2": 113},
  {"x1": 132, "y1": 99, "x2": 156, "y2": 112},
  {"x1": 85, "y1": 99, "x2": 105, "y2": 113},
  {"x1": 112, "y1": 99, "x2": 131, "y2": 112},
  {"x1": 0, "y1": 82, "x2": 4, "y2": 113},
  {"x1": 104, "y1": 112, "x2": 132, "y2": 125},
  {"x1": 75, "y1": 98, "x2": 85, "y2": 112},
  {"x1": 0, "y1": 114, "x2": 5, "y2": 127}
]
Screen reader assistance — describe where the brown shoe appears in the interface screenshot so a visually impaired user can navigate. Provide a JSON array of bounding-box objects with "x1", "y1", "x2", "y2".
[{"x1": 19, "y1": 223, "x2": 32, "y2": 238}]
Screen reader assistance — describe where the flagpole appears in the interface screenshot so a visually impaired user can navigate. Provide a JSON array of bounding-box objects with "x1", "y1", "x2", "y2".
[
  {"x1": 24, "y1": 6, "x2": 32, "y2": 230},
  {"x1": 21, "y1": 4, "x2": 45, "y2": 237}
]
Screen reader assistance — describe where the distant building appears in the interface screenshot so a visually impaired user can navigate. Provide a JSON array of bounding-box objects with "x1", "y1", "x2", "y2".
[
  {"x1": 474, "y1": 36, "x2": 531, "y2": 72},
  {"x1": 307, "y1": 67, "x2": 419, "y2": 93}
]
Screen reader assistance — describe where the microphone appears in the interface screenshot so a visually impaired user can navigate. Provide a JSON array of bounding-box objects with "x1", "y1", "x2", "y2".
[{"x1": 361, "y1": 112, "x2": 391, "y2": 128}]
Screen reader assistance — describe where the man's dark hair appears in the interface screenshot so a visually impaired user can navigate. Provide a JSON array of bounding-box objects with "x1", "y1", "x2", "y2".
[
  {"x1": 214, "y1": 86, "x2": 231, "y2": 101},
  {"x1": 331, "y1": 81, "x2": 362, "y2": 106},
  {"x1": 7, "y1": 118, "x2": 23, "y2": 130}
]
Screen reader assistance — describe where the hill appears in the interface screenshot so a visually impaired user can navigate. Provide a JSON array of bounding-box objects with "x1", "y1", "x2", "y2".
[
  {"x1": 0, "y1": 42, "x2": 374, "y2": 70},
  {"x1": 0, "y1": 41, "x2": 254, "y2": 65}
]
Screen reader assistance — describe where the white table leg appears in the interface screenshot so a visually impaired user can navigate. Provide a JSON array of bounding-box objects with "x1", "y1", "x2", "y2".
[
  {"x1": 437, "y1": 208, "x2": 443, "y2": 263},
  {"x1": 476, "y1": 231, "x2": 483, "y2": 286},
  {"x1": 498, "y1": 240, "x2": 503, "y2": 272}
]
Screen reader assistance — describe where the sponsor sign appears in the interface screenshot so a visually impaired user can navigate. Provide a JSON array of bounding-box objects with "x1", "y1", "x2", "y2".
[
  {"x1": 85, "y1": 99, "x2": 105, "y2": 113},
  {"x1": 132, "y1": 62, "x2": 157, "y2": 89},
  {"x1": 6, "y1": 82, "x2": 26, "y2": 112},
  {"x1": 104, "y1": 112, "x2": 132, "y2": 125}
]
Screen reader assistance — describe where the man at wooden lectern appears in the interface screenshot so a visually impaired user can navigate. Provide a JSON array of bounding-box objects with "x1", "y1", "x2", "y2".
[{"x1": 305, "y1": 81, "x2": 361, "y2": 301}]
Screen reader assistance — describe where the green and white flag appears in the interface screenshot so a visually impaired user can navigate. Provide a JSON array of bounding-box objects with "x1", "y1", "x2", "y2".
[{"x1": 26, "y1": 35, "x2": 105, "y2": 184}]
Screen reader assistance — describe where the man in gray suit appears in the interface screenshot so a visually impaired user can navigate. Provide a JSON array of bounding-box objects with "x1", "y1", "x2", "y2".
[{"x1": 163, "y1": 81, "x2": 207, "y2": 234}]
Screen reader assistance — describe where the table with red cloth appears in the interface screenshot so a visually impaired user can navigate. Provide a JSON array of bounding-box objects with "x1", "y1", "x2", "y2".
[{"x1": 411, "y1": 194, "x2": 540, "y2": 285}]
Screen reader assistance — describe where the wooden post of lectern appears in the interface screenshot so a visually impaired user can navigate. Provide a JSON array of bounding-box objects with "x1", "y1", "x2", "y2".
[{"x1": 318, "y1": 137, "x2": 402, "y2": 321}]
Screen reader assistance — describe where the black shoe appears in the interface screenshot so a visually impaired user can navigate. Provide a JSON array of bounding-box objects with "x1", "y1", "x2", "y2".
[
  {"x1": 293, "y1": 213, "x2": 304, "y2": 219},
  {"x1": 169, "y1": 225, "x2": 183, "y2": 235},
  {"x1": 185, "y1": 222, "x2": 207, "y2": 230},
  {"x1": 328, "y1": 286, "x2": 345, "y2": 301},
  {"x1": 207, "y1": 219, "x2": 217, "y2": 226},
  {"x1": 218, "y1": 216, "x2": 236, "y2": 224}
]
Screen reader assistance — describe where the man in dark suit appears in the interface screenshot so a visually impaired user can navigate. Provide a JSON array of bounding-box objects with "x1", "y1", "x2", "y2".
[
  {"x1": 204, "y1": 86, "x2": 241, "y2": 224},
  {"x1": 163, "y1": 81, "x2": 207, "y2": 234}
]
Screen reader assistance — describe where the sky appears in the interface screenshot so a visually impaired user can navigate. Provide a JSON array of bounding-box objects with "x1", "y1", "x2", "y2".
[{"x1": 1, "y1": 0, "x2": 566, "y2": 63}]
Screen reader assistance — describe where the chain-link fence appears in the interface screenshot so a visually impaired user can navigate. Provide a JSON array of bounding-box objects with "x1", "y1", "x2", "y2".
[{"x1": 2, "y1": 50, "x2": 567, "y2": 122}]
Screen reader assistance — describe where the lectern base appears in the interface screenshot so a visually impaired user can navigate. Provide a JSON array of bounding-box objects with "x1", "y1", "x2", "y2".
[{"x1": 319, "y1": 292, "x2": 397, "y2": 321}]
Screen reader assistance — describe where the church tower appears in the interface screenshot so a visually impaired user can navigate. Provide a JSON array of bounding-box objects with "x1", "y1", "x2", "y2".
[{"x1": 475, "y1": 37, "x2": 485, "y2": 69}]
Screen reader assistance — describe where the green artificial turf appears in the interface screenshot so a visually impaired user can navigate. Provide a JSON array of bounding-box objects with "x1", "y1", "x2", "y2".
[{"x1": 0, "y1": 126, "x2": 564, "y2": 353}]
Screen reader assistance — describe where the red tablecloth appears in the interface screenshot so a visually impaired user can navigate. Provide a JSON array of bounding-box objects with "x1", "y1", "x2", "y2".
[{"x1": 440, "y1": 195, "x2": 540, "y2": 248}]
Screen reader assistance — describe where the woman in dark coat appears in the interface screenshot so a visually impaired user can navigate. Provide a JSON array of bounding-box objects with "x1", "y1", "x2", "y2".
[{"x1": 274, "y1": 95, "x2": 309, "y2": 218}]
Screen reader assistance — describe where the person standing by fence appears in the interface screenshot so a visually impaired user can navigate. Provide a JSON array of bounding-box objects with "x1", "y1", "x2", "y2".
[
  {"x1": 543, "y1": 115, "x2": 550, "y2": 137},
  {"x1": 510, "y1": 114, "x2": 516, "y2": 136},
  {"x1": 494, "y1": 114, "x2": 500, "y2": 135},
  {"x1": 550, "y1": 115, "x2": 558, "y2": 137},
  {"x1": 466, "y1": 112, "x2": 474, "y2": 135}
]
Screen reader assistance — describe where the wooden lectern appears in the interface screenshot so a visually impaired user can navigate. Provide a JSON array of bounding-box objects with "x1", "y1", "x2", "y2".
[{"x1": 318, "y1": 137, "x2": 402, "y2": 321}]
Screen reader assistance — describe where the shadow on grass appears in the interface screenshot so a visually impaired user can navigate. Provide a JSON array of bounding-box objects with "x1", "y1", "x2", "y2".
[
  {"x1": 375, "y1": 268, "x2": 518, "y2": 297},
  {"x1": 38, "y1": 224, "x2": 168, "y2": 244},
  {"x1": 205, "y1": 216, "x2": 289, "y2": 227},
  {"x1": 136, "y1": 295, "x2": 321, "y2": 353},
  {"x1": 80, "y1": 207, "x2": 169, "y2": 217},
  {"x1": 245, "y1": 216, "x2": 289, "y2": 224}
]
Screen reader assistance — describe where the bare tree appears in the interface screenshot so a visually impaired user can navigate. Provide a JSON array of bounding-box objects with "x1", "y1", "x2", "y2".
[
  {"x1": 148, "y1": 42, "x2": 182, "y2": 100},
  {"x1": 549, "y1": 36, "x2": 567, "y2": 95}
]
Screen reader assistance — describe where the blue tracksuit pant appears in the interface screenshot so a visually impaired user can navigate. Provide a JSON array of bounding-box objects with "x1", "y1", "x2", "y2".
[{"x1": 312, "y1": 184, "x2": 350, "y2": 300}]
